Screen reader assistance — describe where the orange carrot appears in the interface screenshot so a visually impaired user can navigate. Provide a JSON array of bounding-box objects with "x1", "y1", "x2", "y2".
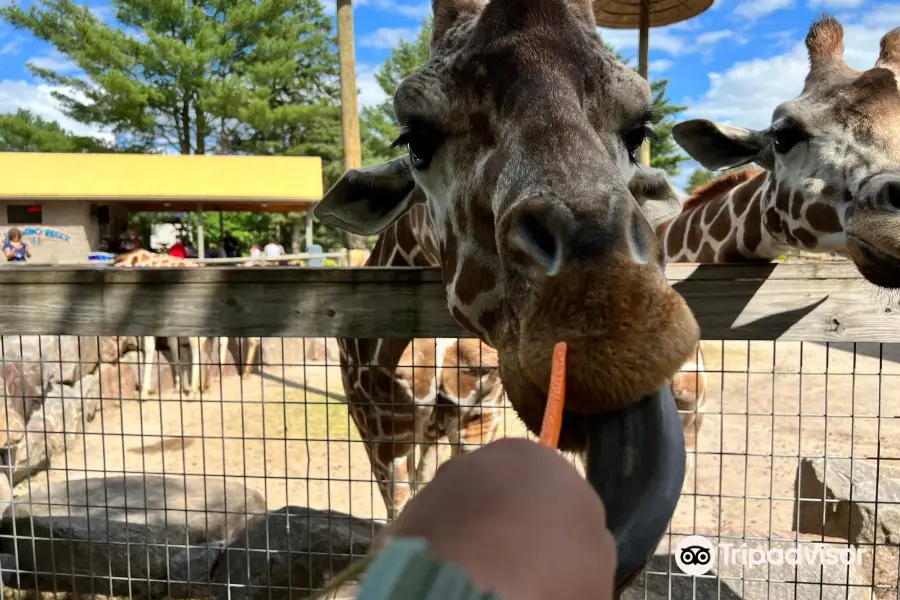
[{"x1": 539, "y1": 341, "x2": 567, "y2": 449}]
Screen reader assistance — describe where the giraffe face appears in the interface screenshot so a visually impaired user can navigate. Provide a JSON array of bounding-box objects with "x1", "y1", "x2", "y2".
[
  {"x1": 317, "y1": 0, "x2": 699, "y2": 586},
  {"x1": 317, "y1": 0, "x2": 699, "y2": 437},
  {"x1": 673, "y1": 15, "x2": 900, "y2": 288}
]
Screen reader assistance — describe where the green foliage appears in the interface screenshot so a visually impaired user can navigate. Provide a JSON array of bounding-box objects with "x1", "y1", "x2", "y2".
[
  {"x1": 361, "y1": 26, "x2": 689, "y2": 177},
  {"x1": 685, "y1": 167, "x2": 719, "y2": 194},
  {"x1": 360, "y1": 18, "x2": 432, "y2": 166},
  {"x1": 1, "y1": 0, "x2": 348, "y2": 251},
  {"x1": 601, "y1": 42, "x2": 688, "y2": 176},
  {"x1": 0, "y1": 109, "x2": 116, "y2": 153}
]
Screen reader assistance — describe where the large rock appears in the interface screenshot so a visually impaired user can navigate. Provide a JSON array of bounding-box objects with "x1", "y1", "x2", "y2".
[
  {"x1": 622, "y1": 532, "x2": 872, "y2": 600},
  {"x1": 121, "y1": 350, "x2": 181, "y2": 396},
  {"x1": 208, "y1": 506, "x2": 381, "y2": 600},
  {"x1": 7, "y1": 474, "x2": 267, "y2": 544},
  {"x1": 98, "y1": 361, "x2": 137, "y2": 403},
  {"x1": 0, "y1": 514, "x2": 224, "y2": 598},
  {"x1": 6, "y1": 373, "x2": 100, "y2": 485},
  {"x1": 794, "y1": 457, "x2": 900, "y2": 545},
  {"x1": 794, "y1": 457, "x2": 900, "y2": 599}
]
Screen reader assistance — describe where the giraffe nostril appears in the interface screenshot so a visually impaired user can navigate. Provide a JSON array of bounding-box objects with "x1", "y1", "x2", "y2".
[
  {"x1": 506, "y1": 198, "x2": 575, "y2": 277},
  {"x1": 512, "y1": 212, "x2": 561, "y2": 274},
  {"x1": 877, "y1": 178, "x2": 900, "y2": 211}
]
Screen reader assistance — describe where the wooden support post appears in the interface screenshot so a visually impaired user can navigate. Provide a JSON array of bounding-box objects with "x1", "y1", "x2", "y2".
[
  {"x1": 638, "y1": 0, "x2": 651, "y2": 167},
  {"x1": 336, "y1": 0, "x2": 369, "y2": 252},
  {"x1": 305, "y1": 206, "x2": 314, "y2": 250},
  {"x1": 197, "y1": 202, "x2": 205, "y2": 265}
]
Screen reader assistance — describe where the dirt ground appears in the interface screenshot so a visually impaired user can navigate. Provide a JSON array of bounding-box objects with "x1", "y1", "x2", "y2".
[{"x1": 18, "y1": 340, "x2": 900, "y2": 540}]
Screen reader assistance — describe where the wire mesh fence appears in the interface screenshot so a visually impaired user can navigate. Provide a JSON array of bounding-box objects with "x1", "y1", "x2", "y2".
[
  {"x1": 0, "y1": 262, "x2": 896, "y2": 600},
  {"x1": 0, "y1": 334, "x2": 895, "y2": 599}
]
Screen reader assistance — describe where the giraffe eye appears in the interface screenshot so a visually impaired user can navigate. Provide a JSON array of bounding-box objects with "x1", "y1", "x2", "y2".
[
  {"x1": 772, "y1": 125, "x2": 808, "y2": 154},
  {"x1": 391, "y1": 120, "x2": 443, "y2": 171}
]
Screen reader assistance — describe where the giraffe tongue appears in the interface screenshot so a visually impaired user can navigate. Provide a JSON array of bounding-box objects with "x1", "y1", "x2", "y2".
[{"x1": 583, "y1": 385, "x2": 685, "y2": 593}]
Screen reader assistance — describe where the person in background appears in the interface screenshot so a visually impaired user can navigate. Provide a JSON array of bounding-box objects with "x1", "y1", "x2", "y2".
[
  {"x1": 223, "y1": 233, "x2": 238, "y2": 258},
  {"x1": 169, "y1": 238, "x2": 186, "y2": 259},
  {"x1": 3, "y1": 228, "x2": 31, "y2": 262},
  {"x1": 249, "y1": 243, "x2": 261, "y2": 264},
  {"x1": 263, "y1": 238, "x2": 284, "y2": 264},
  {"x1": 216, "y1": 240, "x2": 227, "y2": 258}
]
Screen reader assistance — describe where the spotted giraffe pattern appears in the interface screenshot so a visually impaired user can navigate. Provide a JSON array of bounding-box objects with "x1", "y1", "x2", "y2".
[
  {"x1": 335, "y1": 204, "x2": 509, "y2": 517},
  {"x1": 663, "y1": 14, "x2": 900, "y2": 480},
  {"x1": 113, "y1": 249, "x2": 230, "y2": 398}
]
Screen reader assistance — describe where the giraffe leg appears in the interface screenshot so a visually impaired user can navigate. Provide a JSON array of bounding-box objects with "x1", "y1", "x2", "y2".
[
  {"x1": 412, "y1": 438, "x2": 442, "y2": 493},
  {"x1": 168, "y1": 336, "x2": 184, "y2": 396},
  {"x1": 242, "y1": 338, "x2": 259, "y2": 379},
  {"x1": 369, "y1": 440, "x2": 416, "y2": 520},
  {"x1": 451, "y1": 409, "x2": 502, "y2": 459},
  {"x1": 671, "y1": 343, "x2": 707, "y2": 482},
  {"x1": 217, "y1": 336, "x2": 228, "y2": 384},
  {"x1": 188, "y1": 337, "x2": 203, "y2": 398},
  {"x1": 140, "y1": 336, "x2": 156, "y2": 399}
]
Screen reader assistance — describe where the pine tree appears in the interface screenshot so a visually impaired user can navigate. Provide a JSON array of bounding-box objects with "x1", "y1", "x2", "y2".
[
  {"x1": 0, "y1": 109, "x2": 116, "y2": 153},
  {"x1": 1, "y1": 0, "x2": 342, "y2": 164},
  {"x1": 360, "y1": 19, "x2": 432, "y2": 165},
  {"x1": 685, "y1": 168, "x2": 718, "y2": 194},
  {"x1": 1, "y1": 0, "x2": 345, "y2": 250}
]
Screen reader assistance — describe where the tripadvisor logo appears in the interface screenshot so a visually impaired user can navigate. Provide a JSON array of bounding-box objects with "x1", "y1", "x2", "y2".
[{"x1": 674, "y1": 535, "x2": 865, "y2": 577}]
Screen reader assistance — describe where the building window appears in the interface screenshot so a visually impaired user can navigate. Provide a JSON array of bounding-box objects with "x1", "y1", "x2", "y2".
[{"x1": 7, "y1": 204, "x2": 42, "y2": 224}]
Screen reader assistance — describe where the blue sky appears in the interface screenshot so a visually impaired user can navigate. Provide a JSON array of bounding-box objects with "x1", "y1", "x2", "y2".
[{"x1": 0, "y1": 0, "x2": 897, "y2": 188}]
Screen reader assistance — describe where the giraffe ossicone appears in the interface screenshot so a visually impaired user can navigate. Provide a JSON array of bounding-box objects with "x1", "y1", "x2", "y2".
[
  {"x1": 671, "y1": 14, "x2": 900, "y2": 288},
  {"x1": 315, "y1": 0, "x2": 702, "y2": 589},
  {"x1": 658, "y1": 13, "x2": 900, "y2": 488}
]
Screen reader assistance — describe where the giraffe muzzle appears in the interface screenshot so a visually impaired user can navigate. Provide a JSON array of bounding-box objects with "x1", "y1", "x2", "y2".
[{"x1": 583, "y1": 384, "x2": 686, "y2": 593}]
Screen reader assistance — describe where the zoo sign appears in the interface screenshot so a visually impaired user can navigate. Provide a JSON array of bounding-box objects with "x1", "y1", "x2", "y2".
[{"x1": 5, "y1": 226, "x2": 73, "y2": 244}]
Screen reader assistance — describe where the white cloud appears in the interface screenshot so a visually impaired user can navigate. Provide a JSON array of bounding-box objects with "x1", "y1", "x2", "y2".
[
  {"x1": 356, "y1": 62, "x2": 388, "y2": 109},
  {"x1": 361, "y1": 0, "x2": 430, "y2": 19},
  {"x1": 732, "y1": 0, "x2": 794, "y2": 20},
  {"x1": 809, "y1": 0, "x2": 864, "y2": 7},
  {"x1": 696, "y1": 30, "x2": 733, "y2": 45},
  {"x1": 599, "y1": 28, "x2": 688, "y2": 55},
  {"x1": 599, "y1": 24, "x2": 739, "y2": 59},
  {"x1": 649, "y1": 59, "x2": 674, "y2": 73},
  {"x1": 27, "y1": 50, "x2": 78, "y2": 74},
  {"x1": 0, "y1": 40, "x2": 18, "y2": 56},
  {"x1": 359, "y1": 27, "x2": 418, "y2": 49},
  {"x1": 335, "y1": 0, "x2": 430, "y2": 19},
  {"x1": 0, "y1": 79, "x2": 114, "y2": 142},
  {"x1": 683, "y1": 13, "x2": 896, "y2": 131}
]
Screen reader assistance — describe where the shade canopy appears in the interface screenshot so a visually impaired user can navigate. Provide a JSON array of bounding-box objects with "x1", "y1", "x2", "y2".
[{"x1": 594, "y1": 0, "x2": 713, "y2": 29}]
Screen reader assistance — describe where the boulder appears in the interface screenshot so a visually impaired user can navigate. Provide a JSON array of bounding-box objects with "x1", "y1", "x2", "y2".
[
  {"x1": 208, "y1": 506, "x2": 381, "y2": 600},
  {"x1": 6, "y1": 474, "x2": 267, "y2": 544},
  {"x1": 0, "y1": 514, "x2": 223, "y2": 598},
  {"x1": 121, "y1": 350, "x2": 181, "y2": 396},
  {"x1": 794, "y1": 457, "x2": 900, "y2": 545},
  {"x1": 6, "y1": 373, "x2": 100, "y2": 485},
  {"x1": 98, "y1": 361, "x2": 137, "y2": 403}
]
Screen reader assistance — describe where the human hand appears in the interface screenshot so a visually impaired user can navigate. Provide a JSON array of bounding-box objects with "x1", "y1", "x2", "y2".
[{"x1": 377, "y1": 437, "x2": 616, "y2": 600}]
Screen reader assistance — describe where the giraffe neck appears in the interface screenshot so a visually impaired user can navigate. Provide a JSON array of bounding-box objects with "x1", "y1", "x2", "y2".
[
  {"x1": 365, "y1": 205, "x2": 440, "y2": 268},
  {"x1": 659, "y1": 169, "x2": 842, "y2": 263},
  {"x1": 339, "y1": 205, "x2": 440, "y2": 390}
]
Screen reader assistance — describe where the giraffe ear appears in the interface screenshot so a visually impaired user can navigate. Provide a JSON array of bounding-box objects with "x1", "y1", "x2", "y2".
[
  {"x1": 628, "y1": 166, "x2": 684, "y2": 231},
  {"x1": 672, "y1": 119, "x2": 767, "y2": 171},
  {"x1": 314, "y1": 156, "x2": 424, "y2": 236}
]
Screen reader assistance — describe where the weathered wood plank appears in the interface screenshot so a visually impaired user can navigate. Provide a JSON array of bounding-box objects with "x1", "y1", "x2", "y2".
[{"x1": 0, "y1": 264, "x2": 895, "y2": 341}]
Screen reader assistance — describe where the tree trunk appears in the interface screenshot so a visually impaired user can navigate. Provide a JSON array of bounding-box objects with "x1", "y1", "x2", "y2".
[
  {"x1": 336, "y1": 0, "x2": 366, "y2": 251},
  {"x1": 291, "y1": 215, "x2": 302, "y2": 254}
]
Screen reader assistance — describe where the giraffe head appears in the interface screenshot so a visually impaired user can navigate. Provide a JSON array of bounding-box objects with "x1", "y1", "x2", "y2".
[
  {"x1": 316, "y1": 0, "x2": 699, "y2": 584},
  {"x1": 673, "y1": 14, "x2": 900, "y2": 288}
]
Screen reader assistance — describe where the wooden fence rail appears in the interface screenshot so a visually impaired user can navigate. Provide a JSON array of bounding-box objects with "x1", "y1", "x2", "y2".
[{"x1": 0, "y1": 262, "x2": 896, "y2": 341}]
